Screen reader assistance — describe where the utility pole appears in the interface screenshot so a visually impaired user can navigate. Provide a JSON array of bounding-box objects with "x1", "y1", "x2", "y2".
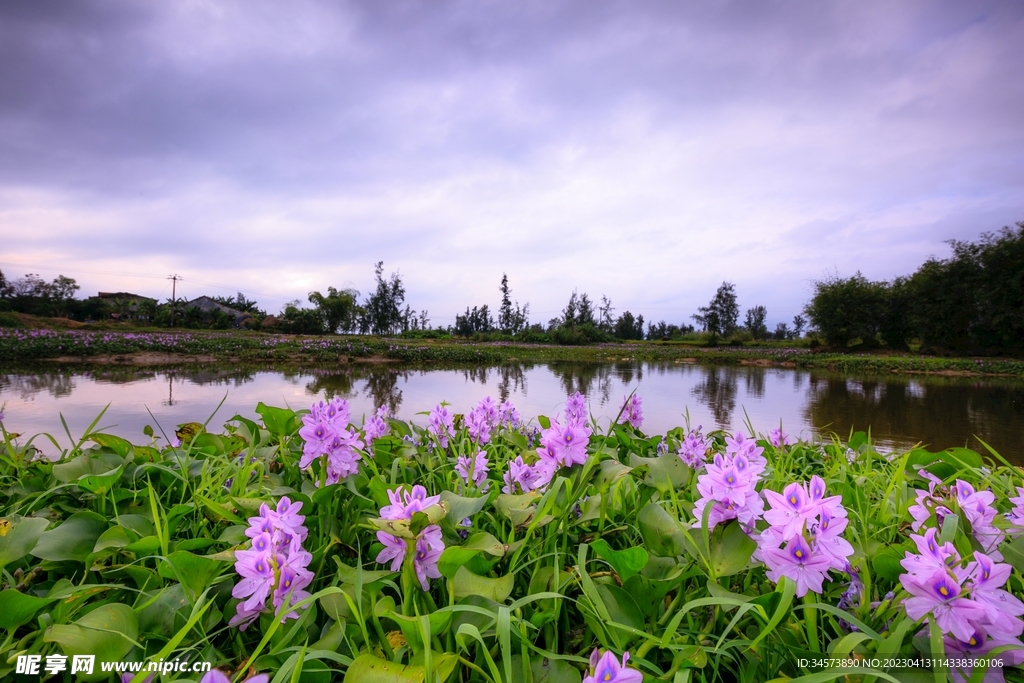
[{"x1": 168, "y1": 274, "x2": 182, "y2": 327}]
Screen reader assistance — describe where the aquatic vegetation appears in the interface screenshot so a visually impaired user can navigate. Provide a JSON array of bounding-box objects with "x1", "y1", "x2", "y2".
[{"x1": 1, "y1": 392, "x2": 1023, "y2": 682}]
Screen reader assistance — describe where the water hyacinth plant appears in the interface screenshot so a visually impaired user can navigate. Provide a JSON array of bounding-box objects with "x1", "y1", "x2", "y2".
[{"x1": 1, "y1": 391, "x2": 1023, "y2": 682}]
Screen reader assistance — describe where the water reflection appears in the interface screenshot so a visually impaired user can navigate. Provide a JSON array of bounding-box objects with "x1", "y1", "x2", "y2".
[
  {"x1": 691, "y1": 367, "x2": 739, "y2": 428},
  {"x1": 805, "y1": 375, "x2": 1024, "y2": 454},
  {"x1": 2, "y1": 362, "x2": 1021, "y2": 462}
]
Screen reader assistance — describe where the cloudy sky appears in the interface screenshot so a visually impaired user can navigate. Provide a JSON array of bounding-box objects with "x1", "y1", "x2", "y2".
[{"x1": 2, "y1": 1, "x2": 1022, "y2": 328}]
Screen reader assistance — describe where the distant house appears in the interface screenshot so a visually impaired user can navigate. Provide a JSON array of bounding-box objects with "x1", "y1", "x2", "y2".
[
  {"x1": 97, "y1": 292, "x2": 157, "y2": 317},
  {"x1": 185, "y1": 296, "x2": 253, "y2": 326}
]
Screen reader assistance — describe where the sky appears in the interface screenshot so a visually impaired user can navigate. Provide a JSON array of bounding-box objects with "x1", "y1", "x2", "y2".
[{"x1": 1, "y1": 0, "x2": 1022, "y2": 329}]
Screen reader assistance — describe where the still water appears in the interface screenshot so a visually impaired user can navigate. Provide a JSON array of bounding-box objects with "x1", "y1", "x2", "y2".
[{"x1": 2, "y1": 362, "x2": 1022, "y2": 462}]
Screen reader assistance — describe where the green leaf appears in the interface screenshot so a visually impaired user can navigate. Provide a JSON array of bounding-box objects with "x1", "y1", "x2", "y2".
[
  {"x1": 872, "y1": 548, "x2": 906, "y2": 582},
  {"x1": 408, "y1": 651, "x2": 459, "y2": 683},
  {"x1": 494, "y1": 492, "x2": 541, "y2": 526},
  {"x1": 537, "y1": 415, "x2": 551, "y2": 430},
  {"x1": 509, "y1": 655, "x2": 582, "y2": 683},
  {"x1": 93, "y1": 525, "x2": 136, "y2": 553},
  {"x1": 45, "y1": 604, "x2": 138, "y2": 682},
  {"x1": 637, "y1": 503, "x2": 687, "y2": 557},
  {"x1": 77, "y1": 465, "x2": 124, "y2": 495},
  {"x1": 597, "y1": 583, "x2": 646, "y2": 648},
  {"x1": 157, "y1": 550, "x2": 226, "y2": 597},
  {"x1": 116, "y1": 514, "x2": 155, "y2": 538},
  {"x1": 439, "y1": 490, "x2": 489, "y2": 522},
  {"x1": 51, "y1": 452, "x2": 124, "y2": 483},
  {"x1": 593, "y1": 460, "x2": 633, "y2": 488},
  {"x1": 31, "y1": 511, "x2": 107, "y2": 563},
  {"x1": 88, "y1": 433, "x2": 133, "y2": 457},
  {"x1": 386, "y1": 609, "x2": 453, "y2": 653},
  {"x1": 256, "y1": 402, "x2": 300, "y2": 439},
  {"x1": 590, "y1": 539, "x2": 649, "y2": 581},
  {"x1": 629, "y1": 451, "x2": 691, "y2": 492},
  {"x1": 0, "y1": 589, "x2": 57, "y2": 629},
  {"x1": 453, "y1": 566, "x2": 514, "y2": 602},
  {"x1": 709, "y1": 520, "x2": 756, "y2": 577},
  {"x1": 437, "y1": 533, "x2": 505, "y2": 580},
  {"x1": 1000, "y1": 535, "x2": 1024, "y2": 574},
  {"x1": 342, "y1": 654, "x2": 427, "y2": 683},
  {"x1": 0, "y1": 515, "x2": 49, "y2": 567}
]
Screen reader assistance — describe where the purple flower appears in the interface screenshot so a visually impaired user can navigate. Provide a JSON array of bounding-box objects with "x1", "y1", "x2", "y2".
[
  {"x1": 902, "y1": 568, "x2": 987, "y2": 642},
  {"x1": 618, "y1": 393, "x2": 644, "y2": 429},
  {"x1": 497, "y1": 400, "x2": 521, "y2": 429},
  {"x1": 427, "y1": 404, "x2": 455, "y2": 448},
  {"x1": 763, "y1": 536, "x2": 832, "y2": 598},
  {"x1": 363, "y1": 406, "x2": 390, "y2": 442},
  {"x1": 466, "y1": 411, "x2": 492, "y2": 445},
  {"x1": 375, "y1": 531, "x2": 407, "y2": 572},
  {"x1": 768, "y1": 426, "x2": 794, "y2": 448},
  {"x1": 582, "y1": 649, "x2": 642, "y2": 683},
  {"x1": 678, "y1": 428, "x2": 710, "y2": 468},
  {"x1": 455, "y1": 450, "x2": 490, "y2": 489},
  {"x1": 564, "y1": 391, "x2": 588, "y2": 425},
  {"x1": 537, "y1": 417, "x2": 591, "y2": 468},
  {"x1": 231, "y1": 496, "x2": 312, "y2": 630},
  {"x1": 380, "y1": 485, "x2": 441, "y2": 520},
  {"x1": 693, "y1": 452, "x2": 764, "y2": 531},
  {"x1": 966, "y1": 552, "x2": 1024, "y2": 640},
  {"x1": 413, "y1": 533, "x2": 443, "y2": 591},
  {"x1": 502, "y1": 455, "x2": 540, "y2": 494},
  {"x1": 724, "y1": 431, "x2": 764, "y2": 462},
  {"x1": 229, "y1": 548, "x2": 275, "y2": 629}
]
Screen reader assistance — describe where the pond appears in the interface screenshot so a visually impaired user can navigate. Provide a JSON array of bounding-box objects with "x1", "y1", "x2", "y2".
[{"x1": 2, "y1": 361, "x2": 1023, "y2": 463}]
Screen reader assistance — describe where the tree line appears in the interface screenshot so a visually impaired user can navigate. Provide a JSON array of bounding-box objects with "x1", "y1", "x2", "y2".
[{"x1": 804, "y1": 222, "x2": 1024, "y2": 355}]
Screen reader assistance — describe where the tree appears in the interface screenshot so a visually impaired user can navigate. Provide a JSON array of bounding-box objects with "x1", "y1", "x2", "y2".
[
  {"x1": 577, "y1": 293, "x2": 595, "y2": 327},
  {"x1": 744, "y1": 305, "x2": 768, "y2": 340},
  {"x1": 361, "y1": 262, "x2": 406, "y2": 336},
  {"x1": 692, "y1": 282, "x2": 739, "y2": 338},
  {"x1": 455, "y1": 305, "x2": 494, "y2": 336},
  {"x1": 308, "y1": 287, "x2": 359, "y2": 334},
  {"x1": 598, "y1": 295, "x2": 615, "y2": 332},
  {"x1": 561, "y1": 290, "x2": 580, "y2": 327},
  {"x1": 791, "y1": 314, "x2": 806, "y2": 339},
  {"x1": 773, "y1": 322, "x2": 790, "y2": 340},
  {"x1": 497, "y1": 274, "x2": 529, "y2": 334},
  {"x1": 804, "y1": 272, "x2": 887, "y2": 347},
  {"x1": 613, "y1": 311, "x2": 645, "y2": 340}
]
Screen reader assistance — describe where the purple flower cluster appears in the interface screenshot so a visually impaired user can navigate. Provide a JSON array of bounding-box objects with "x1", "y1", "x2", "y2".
[
  {"x1": 909, "y1": 475, "x2": 1004, "y2": 556},
  {"x1": 298, "y1": 398, "x2": 364, "y2": 486},
  {"x1": 582, "y1": 649, "x2": 642, "y2": 683},
  {"x1": 618, "y1": 393, "x2": 644, "y2": 429},
  {"x1": 691, "y1": 432, "x2": 767, "y2": 532},
  {"x1": 677, "y1": 427, "x2": 710, "y2": 468},
  {"x1": 767, "y1": 426, "x2": 795, "y2": 448},
  {"x1": 230, "y1": 497, "x2": 313, "y2": 630},
  {"x1": 497, "y1": 399, "x2": 521, "y2": 429},
  {"x1": 467, "y1": 396, "x2": 499, "y2": 445},
  {"x1": 502, "y1": 455, "x2": 553, "y2": 494},
  {"x1": 758, "y1": 476, "x2": 853, "y2": 597},
  {"x1": 427, "y1": 403, "x2": 455, "y2": 448},
  {"x1": 375, "y1": 485, "x2": 445, "y2": 591},
  {"x1": 900, "y1": 529, "x2": 1024, "y2": 658},
  {"x1": 455, "y1": 450, "x2": 490, "y2": 490},
  {"x1": 363, "y1": 405, "x2": 390, "y2": 443}
]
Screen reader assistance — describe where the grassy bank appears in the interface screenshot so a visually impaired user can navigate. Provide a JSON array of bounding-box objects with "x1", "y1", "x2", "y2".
[{"x1": 3, "y1": 326, "x2": 1024, "y2": 378}]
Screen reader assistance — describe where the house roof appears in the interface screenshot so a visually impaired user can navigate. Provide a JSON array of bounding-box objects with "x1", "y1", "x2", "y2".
[
  {"x1": 97, "y1": 291, "x2": 156, "y2": 301},
  {"x1": 185, "y1": 296, "x2": 253, "y2": 322}
]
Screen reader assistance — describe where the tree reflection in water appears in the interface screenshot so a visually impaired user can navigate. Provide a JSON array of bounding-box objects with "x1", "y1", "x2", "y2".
[
  {"x1": 691, "y1": 366, "x2": 739, "y2": 428},
  {"x1": 804, "y1": 374, "x2": 1024, "y2": 455}
]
